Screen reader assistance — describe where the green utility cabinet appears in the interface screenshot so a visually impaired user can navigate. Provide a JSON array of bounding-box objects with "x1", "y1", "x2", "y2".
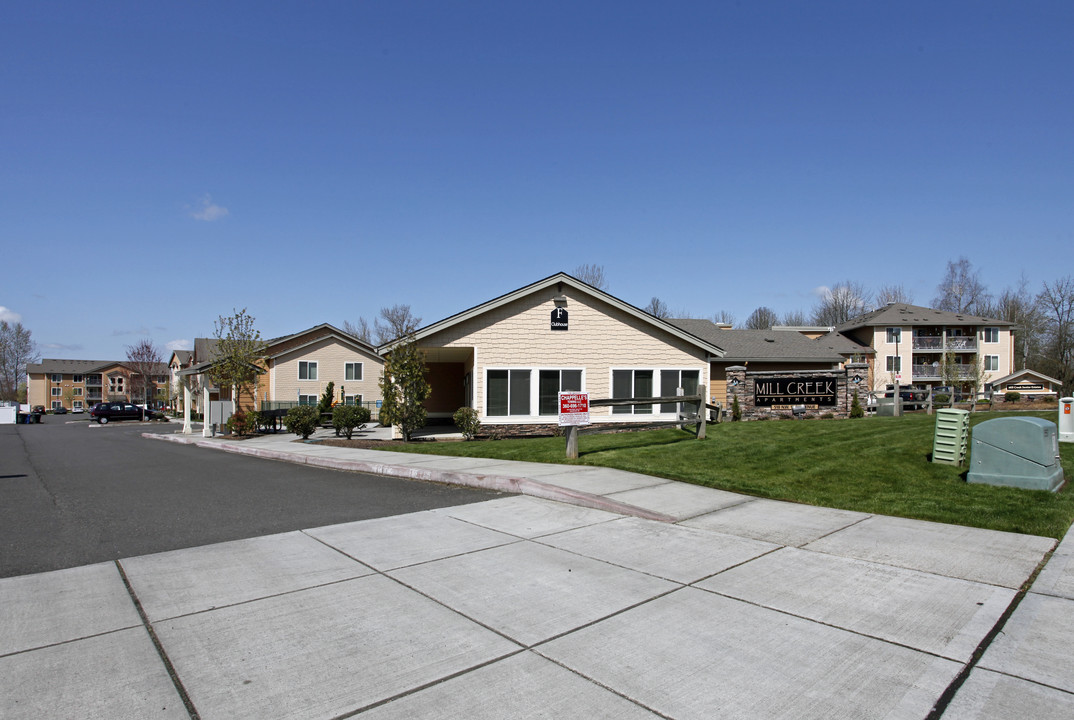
[
  {"x1": 932, "y1": 409, "x2": 970, "y2": 466},
  {"x1": 967, "y1": 417, "x2": 1064, "y2": 492}
]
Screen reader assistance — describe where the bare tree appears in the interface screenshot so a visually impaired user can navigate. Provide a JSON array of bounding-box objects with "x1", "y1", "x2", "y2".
[
  {"x1": 572, "y1": 264, "x2": 608, "y2": 290},
  {"x1": 1037, "y1": 276, "x2": 1074, "y2": 392},
  {"x1": 711, "y1": 310, "x2": 736, "y2": 327},
  {"x1": 933, "y1": 257, "x2": 991, "y2": 314},
  {"x1": 209, "y1": 308, "x2": 265, "y2": 413},
  {"x1": 644, "y1": 297, "x2": 670, "y2": 319},
  {"x1": 745, "y1": 306, "x2": 778, "y2": 330},
  {"x1": 875, "y1": 284, "x2": 913, "y2": 306},
  {"x1": 781, "y1": 310, "x2": 807, "y2": 326},
  {"x1": 125, "y1": 338, "x2": 164, "y2": 419},
  {"x1": 343, "y1": 318, "x2": 373, "y2": 344},
  {"x1": 0, "y1": 321, "x2": 38, "y2": 402},
  {"x1": 812, "y1": 281, "x2": 871, "y2": 326},
  {"x1": 374, "y1": 304, "x2": 422, "y2": 345},
  {"x1": 992, "y1": 274, "x2": 1044, "y2": 371}
]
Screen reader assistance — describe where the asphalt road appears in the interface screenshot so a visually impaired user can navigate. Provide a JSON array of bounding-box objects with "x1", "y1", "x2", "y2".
[{"x1": 0, "y1": 416, "x2": 503, "y2": 577}]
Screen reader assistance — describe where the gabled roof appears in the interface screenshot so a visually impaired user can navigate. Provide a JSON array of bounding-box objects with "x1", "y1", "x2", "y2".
[
  {"x1": 170, "y1": 350, "x2": 193, "y2": 366},
  {"x1": 668, "y1": 320, "x2": 844, "y2": 363},
  {"x1": 263, "y1": 323, "x2": 379, "y2": 359},
  {"x1": 28, "y1": 359, "x2": 115, "y2": 375},
  {"x1": 28, "y1": 359, "x2": 169, "y2": 375},
  {"x1": 988, "y1": 368, "x2": 1062, "y2": 387},
  {"x1": 814, "y1": 330, "x2": 876, "y2": 357},
  {"x1": 838, "y1": 303, "x2": 1014, "y2": 331},
  {"x1": 382, "y1": 272, "x2": 727, "y2": 357},
  {"x1": 193, "y1": 337, "x2": 221, "y2": 363}
]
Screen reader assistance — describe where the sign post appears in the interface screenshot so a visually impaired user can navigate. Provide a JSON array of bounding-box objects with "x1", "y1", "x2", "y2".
[{"x1": 558, "y1": 391, "x2": 590, "y2": 459}]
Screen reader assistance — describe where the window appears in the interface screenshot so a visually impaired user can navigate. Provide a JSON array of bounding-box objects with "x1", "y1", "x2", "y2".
[
  {"x1": 886, "y1": 356, "x2": 902, "y2": 372},
  {"x1": 51, "y1": 374, "x2": 62, "y2": 383},
  {"x1": 344, "y1": 394, "x2": 363, "y2": 405},
  {"x1": 612, "y1": 369, "x2": 654, "y2": 414},
  {"x1": 538, "y1": 369, "x2": 583, "y2": 415},
  {"x1": 983, "y1": 327, "x2": 999, "y2": 343},
  {"x1": 660, "y1": 370, "x2": 701, "y2": 413},
  {"x1": 298, "y1": 394, "x2": 318, "y2": 406},
  {"x1": 984, "y1": 355, "x2": 999, "y2": 371},
  {"x1": 73, "y1": 388, "x2": 83, "y2": 396},
  {"x1": 73, "y1": 375, "x2": 83, "y2": 383},
  {"x1": 51, "y1": 387, "x2": 61, "y2": 396},
  {"x1": 886, "y1": 328, "x2": 901, "y2": 344},
  {"x1": 345, "y1": 362, "x2": 363, "y2": 381},
  {"x1": 52, "y1": 400, "x2": 63, "y2": 410},
  {"x1": 299, "y1": 361, "x2": 318, "y2": 380},
  {"x1": 486, "y1": 369, "x2": 531, "y2": 416}
]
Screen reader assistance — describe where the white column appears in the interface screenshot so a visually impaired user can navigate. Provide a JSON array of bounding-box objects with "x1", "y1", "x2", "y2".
[
  {"x1": 202, "y1": 381, "x2": 212, "y2": 437},
  {"x1": 183, "y1": 381, "x2": 192, "y2": 434}
]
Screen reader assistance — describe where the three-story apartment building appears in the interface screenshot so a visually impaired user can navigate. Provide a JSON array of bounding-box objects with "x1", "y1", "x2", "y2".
[{"x1": 836, "y1": 303, "x2": 1016, "y2": 399}]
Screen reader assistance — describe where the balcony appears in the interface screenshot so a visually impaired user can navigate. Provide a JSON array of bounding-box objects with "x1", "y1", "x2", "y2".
[
  {"x1": 912, "y1": 364, "x2": 975, "y2": 380},
  {"x1": 911, "y1": 336, "x2": 976, "y2": 352}
]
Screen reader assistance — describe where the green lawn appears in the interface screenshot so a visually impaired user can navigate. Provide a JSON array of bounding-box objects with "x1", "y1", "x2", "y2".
[{"x1": 374, "y1": 411, "x2": 1074, "y2": 539}]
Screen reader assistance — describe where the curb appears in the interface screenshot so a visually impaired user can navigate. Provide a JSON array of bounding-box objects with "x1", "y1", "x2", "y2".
[{"x1": 142, "y1": 433, "x2": 677, "y2": 522}]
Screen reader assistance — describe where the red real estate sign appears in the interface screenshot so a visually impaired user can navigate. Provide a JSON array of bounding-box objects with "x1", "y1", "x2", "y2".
[{"x1": 558, "y1": 391, "x2": 590, "y2": 427}]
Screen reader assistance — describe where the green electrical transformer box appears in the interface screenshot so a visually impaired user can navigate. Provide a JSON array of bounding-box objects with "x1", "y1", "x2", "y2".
[{"x1": 967, "y1": 417, "x2": 1065, "y2": 492}]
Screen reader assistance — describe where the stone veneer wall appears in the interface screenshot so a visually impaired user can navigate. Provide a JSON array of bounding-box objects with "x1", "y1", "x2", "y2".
[{"x1": 726, "y1": 363, "x2": 867, "y2": 420}]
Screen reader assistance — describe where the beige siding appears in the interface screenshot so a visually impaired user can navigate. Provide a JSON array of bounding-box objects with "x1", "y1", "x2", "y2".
[
  {"x1": 421, "y1": 288, "x2": 709, "y2": 422},
  {"x1": 270, "y1": 337, "x2": 383, "y2": 405}
]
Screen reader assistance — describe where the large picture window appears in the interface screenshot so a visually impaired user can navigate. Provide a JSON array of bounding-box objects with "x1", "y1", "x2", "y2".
[
  {"x1": 298, "y1": 393, "x2": 317, "y2": 405},
  {"x1": 538, "y1": 369, "x2": 582, "y2": 415},
  {"x1": 659, "y1": 370, "x2": 700, "y2": 413},
  {"x1": 345, "y1": 362, "x2": 363, "y2": 381},
  {"x1": 983, "y1": 327, "x2": 999, "y2": 343},
  {"x1": 612, "y1": 369, "x2": 654, "y2": 414},
  {"x1": 984, "y1": 355, "x2": 999, "y2": 371},
  {"x1": 886, "y1": 356, "x2": 902, "y2": 372},
  {"x1": 486, "y1": 370, "x2": 531, "y2": 416},
  {"x1": 299, "y1": 361, "x2": 318, "y2": 380},
  {"x1": 886, "y1": 327, "x2": 901, "y2": 344}
]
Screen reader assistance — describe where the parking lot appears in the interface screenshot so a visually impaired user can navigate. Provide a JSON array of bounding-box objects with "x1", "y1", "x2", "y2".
[{"x1": 0, "y1": 417, "x2": 501, "y2": 577}]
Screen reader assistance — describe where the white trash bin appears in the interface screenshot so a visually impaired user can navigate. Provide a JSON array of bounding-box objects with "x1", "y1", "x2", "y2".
[{"x1": 1060, "y1": 397, "x2": 1074, "y2": 443}]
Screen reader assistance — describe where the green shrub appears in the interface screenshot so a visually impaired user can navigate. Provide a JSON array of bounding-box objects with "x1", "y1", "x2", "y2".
[
  {"x1": 849, "y1": 391, "x2": 864, "y2": 419},
  {"x1": 332, "y1": 404, "x2": 371, "y2": 440},
  {"x1": 1005, "y1": 391, "x2": 1021, "y2": 403},
  {"x1": 934, "y1": 393, "x2": 950, "y2": 404},
  {"x1": 453, "y1": 407, "x2": 481, "y2": 440},
  {"x1": 225, "y1": 410, "x2": 250, "y2": 436},
  {"x1": 977, "y1": 398, "x2": 991, "y2": 405},
  {"x1": 246, "y1": 410, "x2": 265, "y2": 433},
  {"x1": 285, "y1": 405, "x2": 320, "y2": 439},
  {"x1": 731, "y1": 395, "x2": 742, "y2": 422}
]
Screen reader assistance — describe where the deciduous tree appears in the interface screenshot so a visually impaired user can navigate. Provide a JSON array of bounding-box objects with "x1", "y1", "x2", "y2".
[
  {"x1": 125, "y1": 338, "x2": 163, "y2": 418},
  {"x1": 1037, "y1": 276, "x2": 1074, "y2": 392},
  {"x1": 379, "y1": 335, "x2": 431, "y2": 441},
  {"x1": 208, "y1": 308, "x2": 265, "y2": 411},
  {"x1": 811, "y1": 281, "x2": 871, "y2": 326},
  {"x1": 745, "y1": 306, "x2": 777, "y2": 330},
  {"x1": 572, "y1": 264, "x2": 608, "y2": 290},
  {"x1": 0, "y1": 320, "x2": 38, "y2": 402},
  {"x1": 644, "y1": 297, "x2": 670, "y2": 319},
  {"x1": 933, "y1": 257, "x2": 991, "y2": 315}
]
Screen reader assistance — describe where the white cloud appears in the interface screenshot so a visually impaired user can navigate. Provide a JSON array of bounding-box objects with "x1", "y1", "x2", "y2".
[
  {"x1": 812, "y1": 285, "x2": 830, "y2": 298},
  {"x1": 42, "y1": 343, "x2": 83, "y2": 351},
  {"x1": 0, "y1": 306, "x2": 22, "y2": 323},
  {"x1": 166, "y1": 339, "x2": 193, "y2": 351},
  {"x1": 189, "y1": 194, "x2": 229, "y2": 221}
]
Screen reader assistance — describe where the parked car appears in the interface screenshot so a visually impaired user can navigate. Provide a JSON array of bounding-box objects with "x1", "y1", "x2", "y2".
[
  {"x1": 89, "y1": 402, "x2": 164, "y2": 424},
  {"x1": 32, "y1": 405, "x2": 45, "y2": 414},
  {"x1": 52, "y1": 406, "x2": 68, "y2": 415},
  {"x1": 883, "y1": 387, "x2": 929, "y2": 410}
]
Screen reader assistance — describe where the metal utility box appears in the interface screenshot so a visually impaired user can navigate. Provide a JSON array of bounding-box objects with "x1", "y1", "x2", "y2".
[
  {"x1": 932, "y1": 409, "x2": 970, "y2": 466},
  {"x1": 1061, "y1": 397, "x2": 1073, "y2": 443},
  {"x1": 875, "y1": 398, "x2": 896, "y2": 417},
  {"x1": 967, "y1": 417, "x2": 1065, "y2": 492}
]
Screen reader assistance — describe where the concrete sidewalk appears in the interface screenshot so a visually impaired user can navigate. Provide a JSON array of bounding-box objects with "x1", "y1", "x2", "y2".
[{"x1": 2, "y1": 430, "x2": 1072, "y2": 719}]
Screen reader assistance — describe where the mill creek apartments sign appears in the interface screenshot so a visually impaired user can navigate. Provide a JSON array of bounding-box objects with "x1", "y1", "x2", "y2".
[{"x1": 755, "y1": 377, "x2": 838, "y2": 409}]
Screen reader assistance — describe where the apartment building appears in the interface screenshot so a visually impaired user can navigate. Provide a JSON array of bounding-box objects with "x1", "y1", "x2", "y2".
[
  {"x1": 835, "y1": 303, "x2": 1016, "y2": 398},
  {"x1": 27, "y1": 359, "x2": 170, "y2": 411}
]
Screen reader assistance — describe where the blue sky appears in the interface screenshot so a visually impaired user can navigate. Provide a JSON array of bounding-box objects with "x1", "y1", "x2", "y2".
[{"x1": 3, "y1": 1, "x2": 1072, "y2": 359}]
